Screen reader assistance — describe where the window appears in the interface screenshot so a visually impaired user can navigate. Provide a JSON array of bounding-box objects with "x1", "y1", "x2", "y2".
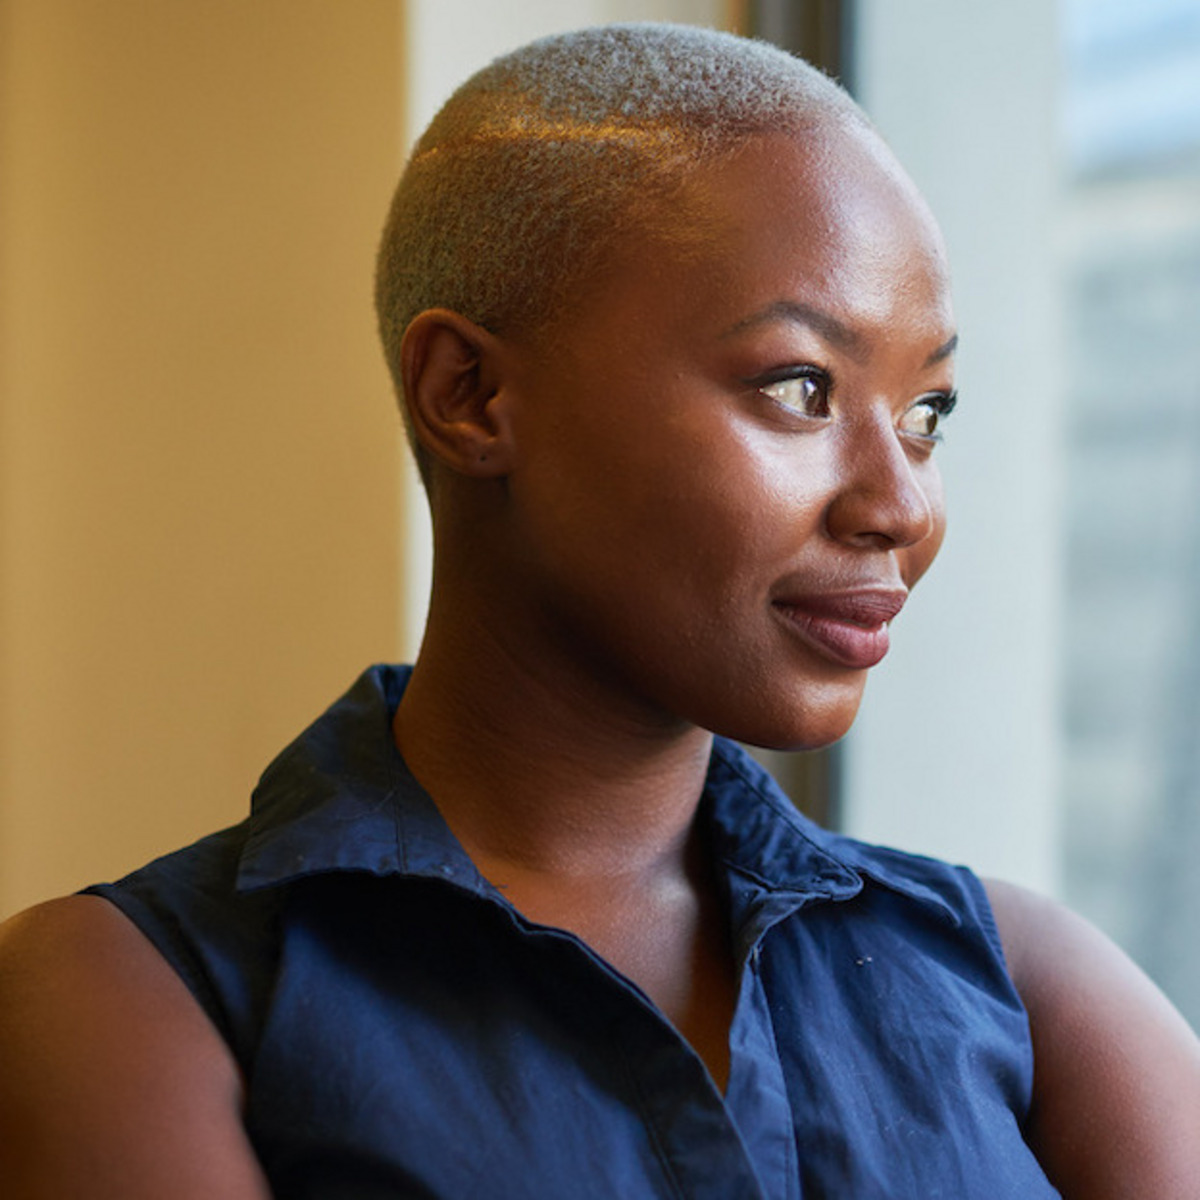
[{"x1": 1060, "y1": 0, "x2": 1200, "y2": 1026}]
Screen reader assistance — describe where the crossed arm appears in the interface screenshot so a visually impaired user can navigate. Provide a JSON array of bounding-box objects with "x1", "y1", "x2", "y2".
[{"x1": 1, "y1": 885, "x2": 1198, "y2": 1198}]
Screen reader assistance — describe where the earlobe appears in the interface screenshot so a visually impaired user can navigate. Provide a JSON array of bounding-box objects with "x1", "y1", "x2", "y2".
[{"x1": 400, "y1": 308, "x2": 515, "y2": 477}]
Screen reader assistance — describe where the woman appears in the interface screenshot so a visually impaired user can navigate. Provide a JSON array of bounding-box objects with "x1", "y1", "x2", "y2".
[{"x1": 2, "y1": 24, "x2": 1197, "y2": 1198}]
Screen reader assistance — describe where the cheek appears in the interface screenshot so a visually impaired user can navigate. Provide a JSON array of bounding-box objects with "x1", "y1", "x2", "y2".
[
  {"x1": 643, "y1": 433, "x2": 835, "y2": 586},
  {"x1": 511, "y1": 360, "x2": 840, "y2": 614}
]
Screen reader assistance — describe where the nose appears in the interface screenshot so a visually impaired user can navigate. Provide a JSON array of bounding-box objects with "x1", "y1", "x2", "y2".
[{"x1": 824, "y1": 411, "x2": 938, "y2": 550}]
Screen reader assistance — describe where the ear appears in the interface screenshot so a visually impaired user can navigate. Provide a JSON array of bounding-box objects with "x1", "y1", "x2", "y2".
[{"x1": 399, "y1": 308, "x2": 516, "y2": 478}]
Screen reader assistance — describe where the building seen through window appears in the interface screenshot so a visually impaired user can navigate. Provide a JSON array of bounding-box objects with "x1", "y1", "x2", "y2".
[{"x1": 1060, "y1": 0, "x2": 1200, "y2": 1026}]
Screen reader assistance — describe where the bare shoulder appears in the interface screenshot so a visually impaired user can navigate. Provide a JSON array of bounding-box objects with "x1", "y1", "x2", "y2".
[
  {"x1": 0, "y1": 895, "x2": 271, "y2": 1199},
  {"x1": 984, "y1": 877, "x2": 1200, "y2": 1199}
]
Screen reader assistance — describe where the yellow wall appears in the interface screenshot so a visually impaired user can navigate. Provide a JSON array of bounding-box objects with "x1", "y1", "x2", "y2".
[{"x1": 0, "y1": 1, "x2": 407, "y2": 916}]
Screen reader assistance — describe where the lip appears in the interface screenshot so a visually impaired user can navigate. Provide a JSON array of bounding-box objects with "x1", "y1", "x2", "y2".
[{"x1": 771, "y1": 587, "x2": 908, "y2": 670}]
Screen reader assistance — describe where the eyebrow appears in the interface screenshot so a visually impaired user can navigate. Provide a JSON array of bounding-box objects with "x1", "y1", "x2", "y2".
[
  {"x1": 724, "y1": 301, "x2": 865, "y2": 357},
  {"x1": 724, "y1": 300, "x2": 959, "y2": 369},
  {"x1": 925, "y1": 333, "x2": 958, "y2": 366}
]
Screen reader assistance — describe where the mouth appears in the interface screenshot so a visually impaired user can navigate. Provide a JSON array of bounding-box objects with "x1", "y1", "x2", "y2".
[{"x1": 771, "y1": 588, "x2": 908, "y2": 671}]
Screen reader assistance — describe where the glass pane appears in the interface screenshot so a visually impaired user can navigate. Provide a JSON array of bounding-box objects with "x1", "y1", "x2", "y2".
[{"x1": 1060, "y1": 0, "x2": 1200, "y2": 1026}]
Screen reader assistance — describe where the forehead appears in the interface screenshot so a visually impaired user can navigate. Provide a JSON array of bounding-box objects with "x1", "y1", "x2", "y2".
[{"x1": 556, "y1": 124, "x2": 954, "y2": 353}]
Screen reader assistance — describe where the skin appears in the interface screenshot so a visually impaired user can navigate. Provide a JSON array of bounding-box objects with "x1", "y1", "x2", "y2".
[
  {"x1": 989, "y1": 879, "x2": 1200, "y2": 1196},
  {"x1": 1, "y1": 122, "x2": 1198, "y2": 1196},
  {"x1": 396, "y1": 123, "x2": 953, "y2": 1089}
]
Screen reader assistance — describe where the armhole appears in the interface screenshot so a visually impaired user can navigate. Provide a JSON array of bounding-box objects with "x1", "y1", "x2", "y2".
[
  {"x1": 82, "y1": 884, "x2": 234, "y2": 1045},
  {"x1": 957, "y1": 869, "x2": 1044, "y2": 1135},
  {"x1": 957, "y1": 867, "x2": 1011, "y2": 973}
]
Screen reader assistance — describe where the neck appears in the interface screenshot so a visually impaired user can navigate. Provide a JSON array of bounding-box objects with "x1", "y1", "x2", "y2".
[
  {"x1": 398, "y1": 573, "x2": 740, "y2": 1091},
  {"x1": 395, "y1": 601, "x2": 714, "y2": 885}
]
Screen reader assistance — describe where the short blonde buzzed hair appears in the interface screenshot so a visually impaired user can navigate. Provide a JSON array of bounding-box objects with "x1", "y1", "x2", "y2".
[{"x1": 375, "y1": 23, "x2": 864, "y2": 474}]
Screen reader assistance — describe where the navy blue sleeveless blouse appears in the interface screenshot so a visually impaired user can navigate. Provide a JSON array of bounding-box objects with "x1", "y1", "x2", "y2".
[{"x1": 87, "y1": 665, "x2": 1060, "y2": 1199}]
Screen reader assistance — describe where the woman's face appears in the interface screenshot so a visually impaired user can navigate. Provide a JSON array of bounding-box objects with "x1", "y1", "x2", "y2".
[{"x1": 498, "y1": 125, "x2": 956, "y2": 750}]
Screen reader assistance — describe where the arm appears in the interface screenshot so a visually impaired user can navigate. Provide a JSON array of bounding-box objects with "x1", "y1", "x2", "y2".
[
  {"x1": 0, "y1": 895, "x2": 272, "y2": 1200},
  {"x1": 985, "y1": 878, "x2": 1200, "y2": 1198}
]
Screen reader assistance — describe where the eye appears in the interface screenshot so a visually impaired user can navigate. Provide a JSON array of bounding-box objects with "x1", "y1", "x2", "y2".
[
  {"x1": 758, "y1": 369, "x2": 831, "y2": 418},
  {"x1": 899, "y1": 390, "x2": 958, "y2": 440}
]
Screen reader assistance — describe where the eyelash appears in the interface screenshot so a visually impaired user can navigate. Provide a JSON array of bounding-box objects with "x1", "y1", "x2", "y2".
[
  {"x1": 751, "y1": 368, "x2": 958, "y2": 442},
  {"x1": 754, "y1": 367, "x2": 831, "y2": 418},
  {"x1": 904, "y1": 390, "x2": 958, "y2": 441}
]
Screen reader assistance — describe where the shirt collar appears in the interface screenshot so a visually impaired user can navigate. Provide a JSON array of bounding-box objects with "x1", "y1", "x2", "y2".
[
  {"x1": 237, "y1": 665, "x2": 486, "y2": 895},
  {"x1": 704, "y1": 739, "x2": 962, "y2": 925},
  {"x1": 236, "y1": 664, "x2": 958, "y2": 925}
]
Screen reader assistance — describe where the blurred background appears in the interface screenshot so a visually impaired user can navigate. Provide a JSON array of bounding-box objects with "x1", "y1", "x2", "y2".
[{"x1": 1, "y1": 0, "x2": 1197, "y2": 1028}]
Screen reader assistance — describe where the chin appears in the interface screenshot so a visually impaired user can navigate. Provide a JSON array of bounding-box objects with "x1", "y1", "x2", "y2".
[{"x1": 705, "y1": 676, "x2": 866, "y2": 753}]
